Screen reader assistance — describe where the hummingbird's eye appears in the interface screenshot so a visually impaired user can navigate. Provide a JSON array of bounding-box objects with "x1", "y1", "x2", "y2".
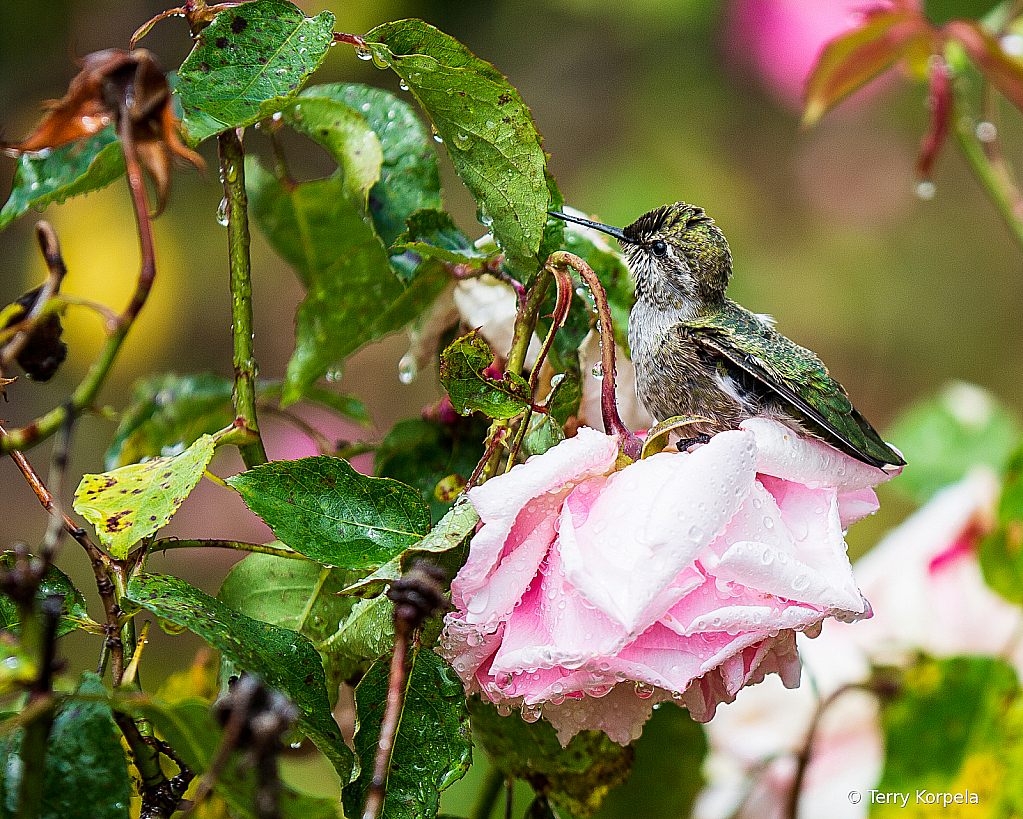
[{"x1": 650, "y1": 239, "x2": 668, "y2": 257}]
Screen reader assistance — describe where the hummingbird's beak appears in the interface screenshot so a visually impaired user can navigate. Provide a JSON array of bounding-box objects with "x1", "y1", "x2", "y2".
[{"x1": 547, "y1": 210, "x2": 628, "y2": 243}]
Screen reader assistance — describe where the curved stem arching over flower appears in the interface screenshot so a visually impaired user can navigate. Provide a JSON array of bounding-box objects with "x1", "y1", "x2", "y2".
[{"x1": 547, "y1": 251, "x2": 642, "y2": 460}]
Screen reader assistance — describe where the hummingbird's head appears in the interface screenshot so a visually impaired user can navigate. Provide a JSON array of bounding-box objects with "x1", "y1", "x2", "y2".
[
  {"x1": 548, "y1": 203, "x2": 731, "y2": 312},
  {"x1": 621, "y1": 203, "x2": 731, "y2": 309}
]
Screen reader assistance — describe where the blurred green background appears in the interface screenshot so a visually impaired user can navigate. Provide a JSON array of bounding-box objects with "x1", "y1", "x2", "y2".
[{"x1": 1, "y1": 0, "x2": 1020, "y2": 805}]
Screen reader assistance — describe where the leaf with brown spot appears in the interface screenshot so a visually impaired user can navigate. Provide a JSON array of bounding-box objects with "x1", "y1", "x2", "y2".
[{"x1": 73, "y1": 434, "x2": 215, "y2": 558}]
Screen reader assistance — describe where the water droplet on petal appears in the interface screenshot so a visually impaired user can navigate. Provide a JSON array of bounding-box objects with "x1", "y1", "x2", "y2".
[{"x1": 634, "y1": 681, "x2": 655, "y2": 699}]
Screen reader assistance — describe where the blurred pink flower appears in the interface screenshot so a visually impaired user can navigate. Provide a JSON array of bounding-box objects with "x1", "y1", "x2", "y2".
[
  {"x1": 725, "y1": 0, "x2": 911, "y2": 109},
  {"x1": 438, "y1": 418, "x2": 897, "y2": 745},
  {"x1": 695, "y1": 466, "x2": 1016, "y2": 819}
]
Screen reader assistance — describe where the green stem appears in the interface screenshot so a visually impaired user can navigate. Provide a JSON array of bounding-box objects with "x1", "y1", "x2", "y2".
[
  {"x1": 469, "y1": 766, "x2": 504, "y2": 819},
  {"x1": 474, "y1": 271, "x2": 552, "y2": 484},
  {"x1": 151, "y1": 538, "x2": 305, "y2": 559},
  {"x1": 218, "y1": 129, "x2": 268, "y2": 469},
  {"x1": 953, "y1": 102, "x2": 1023, "y2": 250}
]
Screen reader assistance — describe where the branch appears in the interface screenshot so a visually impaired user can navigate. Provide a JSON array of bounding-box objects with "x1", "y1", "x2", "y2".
[
  {"x1": 1, "y1": 100, "x2": 159, "y2": 456},
  {"x1": 219, "y1": 128, "x2": 269, "y2": 469},
  {"x1": 547, "y1": 251, "x2": 641, "y2": 459}
]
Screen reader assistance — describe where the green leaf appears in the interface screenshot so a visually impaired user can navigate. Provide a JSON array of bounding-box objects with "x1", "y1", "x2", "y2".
[
  {"x1": 592, "y1": 705, "x2": 706, "y2": 819},
  {"x1": 375, "y1": 416, "x2": 487, "y2": 521},
  {"x1": 0, "y1": 673, "x2": 131, "y2": 819},
  {"x1": 176, "y1": 0, "x2": 335, "y2": 144},
  {"x1": 885, "y1": 381, "x2": 1020, "y2": 504},
  {"x1": 73, "y1": 434, "x2": 216, "y2": 557},
  {"x1": 468, "y1": 697, "x2": 633, "y2": 819},
  {"x1": 124, "y1": 572, "x2": 353, "y2": 780},
  {"x1": 364, "y1": 20, "x2": 551, "y2": 280},
  {"x1": 392, "y1": 209, "x2": 489, "y2": 267},
  {"x1": 342, "y1": 647, "x2": 472, "y2": 819},
  {"x1": 227, "y1": 455, "x2": 431, "y2": 569},
  {"x1": 0, "y1": 556, "x2": 90, "y2": 638},
  {"x1": 249, "y1": 160, "x2": 449, "y2": 404},
  {"x1": 802, "y1": 9, "x2": 930, "y2": 126},
  {"x1": 118, "y1": 695, "x2": 340, "y2": 819},
  {"x1": 320, "y1": 594, "x2": 395, "y2": 677},
  {"x1": 0, "y1": 128, "x2": 124, "y2": 229},
  {"x1": 298, "y1": 83, "x2": 442, "y2": 246},
  {"x1": 521, "y1": 413, "x2": 564, "y2": 458},
  {"x1": 285, "y1": 95, "x2": 382, "y2": 205},
  {"x1": 439, "y1": 330, "x2": 531, "y2": 419},
  {"x1": 219, "y1": 554, "x2": 368, "y2": 697},
  {"x1": 105, "y1": 372, "x2": 235, "y2": 469},
  {"x1": 343, "y1": 497, "x2": 478, "y2": 600},
  {"x1": 874, "y1": 657, "x2": 1023, "y2": 816},
  {"x1": 543, "y1": 371, "x2": 582, "y2": 428}
]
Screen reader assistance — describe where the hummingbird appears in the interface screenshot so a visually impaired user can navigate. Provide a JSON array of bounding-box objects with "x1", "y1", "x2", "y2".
[{"x1": 549, "y1": 203, "x2": 904, "y2": 469}]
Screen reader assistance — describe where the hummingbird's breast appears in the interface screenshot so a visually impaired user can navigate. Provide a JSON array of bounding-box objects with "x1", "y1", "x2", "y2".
[{"x1": 628, "y1": 306, "x2": 753, "y2": 434}]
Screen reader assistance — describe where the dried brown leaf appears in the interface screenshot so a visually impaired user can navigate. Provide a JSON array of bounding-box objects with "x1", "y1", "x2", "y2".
[{"x1": 5, "y1": 49, "x2": 204, "y2": 215}]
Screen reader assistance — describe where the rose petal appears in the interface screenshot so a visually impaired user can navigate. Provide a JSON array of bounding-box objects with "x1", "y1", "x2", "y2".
[{"x1": 741, "y1": 416, "x2": 898, "y2": 490}]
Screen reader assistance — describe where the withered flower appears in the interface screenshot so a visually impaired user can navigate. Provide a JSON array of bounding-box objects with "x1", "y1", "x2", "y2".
[{"x1": 5, "y1": 49, "x2": 204, "y2": 215}]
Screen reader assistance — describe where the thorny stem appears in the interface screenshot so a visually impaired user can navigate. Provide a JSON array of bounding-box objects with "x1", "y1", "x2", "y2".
[
  {"x1": 114, "y1": 710, "x2": 189, "y2": 819},
  {"x1": 2, "y1": 425, "x2": 125, "y2": 685},
  {"x1": 547, "y1": 251, "x2": 641, "y2": 459},
  {"x1": 16, "y1": 595, "x2": 62, "y2": 819},
  {"x1": 219, "y1": 128, "x2": 269, "y2": 469},
  {"x1": 362, "y1": 621, "x2": 411, "y2": 819},
  {"x1": 1, "y1": 104, "x2": 159, "y2": 456},
  {"x1": 152, "y1": 538, "x2": 304, "y2": 559}
]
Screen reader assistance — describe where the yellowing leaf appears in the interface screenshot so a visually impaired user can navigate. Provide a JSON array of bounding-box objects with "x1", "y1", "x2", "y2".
[{"x1": 73, "y1": 434, "x2": 215, "y2": 557}]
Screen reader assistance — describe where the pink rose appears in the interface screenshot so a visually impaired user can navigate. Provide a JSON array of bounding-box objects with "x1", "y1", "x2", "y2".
[
  {"x1": 695, "y1": 467, "x2": 1015, "y2": 819},
  {"x1": 438, "y1": 418, "x2": 897, "y2": 745}
]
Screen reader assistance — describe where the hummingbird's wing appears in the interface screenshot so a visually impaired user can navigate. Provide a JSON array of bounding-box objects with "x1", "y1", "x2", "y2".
[{"x1": 683, "y1": 301, "x2": 904, "y2": 468}]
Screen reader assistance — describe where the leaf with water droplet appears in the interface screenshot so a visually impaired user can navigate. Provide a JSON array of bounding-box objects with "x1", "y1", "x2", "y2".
[
  {"x1": 296, "y1": 83, "x2": 442, "y2": 246},
  {"x1": 0, "y1": 673, "x2": 131, "y2": 819},
  {"x1": 363, "y1": 19, "x2": 553, "y2": 280},
  {"x1": 439, "y1": 330, "x2": 531, "y2": 420},
  {"x1": 73, "y1": 434, "x2": 216, "y2": 558},
  {"x1": 227, "y1": 455, "x2": 431, "y2": 569},
  {"x1": 0, "y1": 555, "x2": 91, "y2": 638},
  {"x1": 219, "y1": 553, "x2": 374, "y2": 701},
  {"x1": 375, "y1": 416, "x2": 487, "y2": 522},
  {"x1": 176, "y1": 0, "x2": 335, "y2": 144},
  {"x1": 342, "y1": 646, "x2": 472, "y2": 819},
  {"x1": 124, "y1": 572, "x2": 353, "y2": 781},
  {"x1": 391, "y1": 208, "x2": 490, "y2": 268},
  {"x1": 0, "y1": 127, "x2": 124, "y2": 229}
]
